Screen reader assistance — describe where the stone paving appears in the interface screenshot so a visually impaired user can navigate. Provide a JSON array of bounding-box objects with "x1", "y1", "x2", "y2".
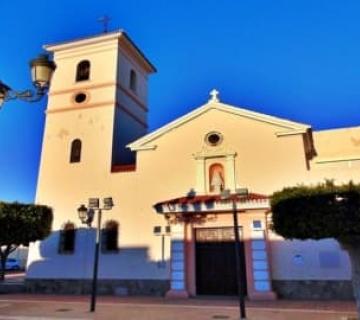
[{"x1": 0, "y1": 294, "x2": 357, "y2": 320}]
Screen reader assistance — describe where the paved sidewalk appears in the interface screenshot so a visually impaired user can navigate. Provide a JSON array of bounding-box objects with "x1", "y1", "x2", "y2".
[{"x1": 0, "y1": 294, "x2": 357, "y2": 320}]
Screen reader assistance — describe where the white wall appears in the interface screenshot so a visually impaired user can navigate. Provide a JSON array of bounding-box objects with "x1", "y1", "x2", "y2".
[
  {"x1": 27, "y1": 229, "x2": 170, "y2": 280},
  {"x1": 270, "y1": 237, "x2": 351, "y2": 280}
]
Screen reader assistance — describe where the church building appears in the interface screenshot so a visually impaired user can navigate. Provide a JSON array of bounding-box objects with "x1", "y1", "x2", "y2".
[{"x1": 27, "y1": 31, "x2": 360, "y2": 300}]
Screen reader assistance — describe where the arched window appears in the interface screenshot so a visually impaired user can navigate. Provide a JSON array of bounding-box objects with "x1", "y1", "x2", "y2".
[
  {"x1": 70, "y1": 139, "x2": 82, "y2": 163},
  {"x1": 58, "y1": 222, "x2": 76, "y2": 254},
  {"x1": 209, "y1": 163, "x2": 225, "y2": 193},
  {"x1": 129, "y1": 69, "x2": 137, "y2": 92},
  {"x1": 102, "y1": 220, "x2": 119, "y2": 252},
  {"x1": 76, "y1": 60, "x2": 90, "y2": 82}
]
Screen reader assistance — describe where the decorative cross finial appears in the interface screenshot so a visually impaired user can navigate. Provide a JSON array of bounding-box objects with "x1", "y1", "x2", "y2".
[
  {"x1": 98, "y1": 15, "x2": 111, "y2": 33},
  {"x1": 209, "y1": 89, "x2": 220, "y2": 102}
]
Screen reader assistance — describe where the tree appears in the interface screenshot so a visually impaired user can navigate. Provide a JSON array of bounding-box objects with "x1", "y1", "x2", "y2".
[
  {"x1": 0, "y1": 202, "x2": 53, "y2": 281},
  {"x1": 271, "y1": 181, "x2": 360, "y2": 319}
]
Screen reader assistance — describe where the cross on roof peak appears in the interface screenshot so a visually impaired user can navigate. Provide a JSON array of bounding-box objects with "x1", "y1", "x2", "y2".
[{"x1": 209, "y1": 89, "x2": 220, "y2": 102}]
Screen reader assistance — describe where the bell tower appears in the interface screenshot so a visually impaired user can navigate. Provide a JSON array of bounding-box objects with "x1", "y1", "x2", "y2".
[{"x1": 36, "y1": 31, "x2": 155, "y2": 213}]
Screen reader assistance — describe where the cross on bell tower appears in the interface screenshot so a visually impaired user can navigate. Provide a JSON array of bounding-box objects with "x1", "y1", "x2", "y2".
[{"x1": 97, "y1": 15, "x2": 111, "y2": 33}]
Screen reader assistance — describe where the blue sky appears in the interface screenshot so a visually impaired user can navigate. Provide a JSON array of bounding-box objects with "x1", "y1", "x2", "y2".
[{"x1": 1, "y1": 0, "x2": 360, "y2": 202}]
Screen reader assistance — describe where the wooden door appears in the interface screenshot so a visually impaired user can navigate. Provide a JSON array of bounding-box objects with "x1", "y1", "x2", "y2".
[{"x1": 195, "y1": 228, "x2": 247, "y2": 296}]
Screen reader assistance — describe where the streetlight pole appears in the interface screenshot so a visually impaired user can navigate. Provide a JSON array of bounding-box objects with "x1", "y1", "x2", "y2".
[
  {"x1": 232, "y1": 198, "x2": 246, "y2": 319},
  {"x1": 221, "y1": 189, "x2": 248, "y2": 320},
  {"x1": 77, "y1": 197, "x2": 114, "y2": 313},
  {"x1": 90, "y1": 207, "x2": 102, "y2": 312}
]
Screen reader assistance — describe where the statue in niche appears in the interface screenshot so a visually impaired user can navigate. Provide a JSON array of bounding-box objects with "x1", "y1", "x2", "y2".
[{"x1": 209, "y1": 163, "x2": 225, "y2": 193}]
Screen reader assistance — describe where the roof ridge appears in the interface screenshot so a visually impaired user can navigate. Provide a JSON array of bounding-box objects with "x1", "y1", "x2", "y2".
[{"x1": 44, "y1": 30, "x2": 125, "y2": 48}]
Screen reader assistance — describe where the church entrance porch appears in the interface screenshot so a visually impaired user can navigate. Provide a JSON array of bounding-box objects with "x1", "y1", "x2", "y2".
[
  {"x1": 154, "y1": 193, "x2": 277, "y2": 301},
  {"x1": 195, "y1": 227, "x2": 247, "y2": 296}
]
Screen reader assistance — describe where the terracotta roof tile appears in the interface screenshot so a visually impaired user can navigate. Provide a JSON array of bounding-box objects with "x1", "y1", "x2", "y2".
[{"x1": 155, "y1": 193, "x2": 268, "y2": 207}]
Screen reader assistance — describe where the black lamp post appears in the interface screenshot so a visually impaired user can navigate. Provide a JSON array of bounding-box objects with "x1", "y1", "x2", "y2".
[
  {"x1": 221, "y1": 188, "x2": 249, "y2": 320},
  {"x1": 77, "y1": 197, "x2": 114, "y2": 313},
  {"x1": 0, "y1": 54, "x2": 56, "y2": 108}
]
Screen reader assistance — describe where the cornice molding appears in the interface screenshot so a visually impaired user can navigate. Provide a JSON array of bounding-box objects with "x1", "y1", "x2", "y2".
[
  {"x1": 315, "y1": 155, "x2": 360, "y2": 164},
  {"x1": 116, "y1": 103, "x2": 148, "y2": 128},
  {"x1": 275, "y1": 129, "x2": 308, "y2": 137},
  {"x1": 193, "y1": 146, "x2": 237, "y2": 160},
  {"x1": 44, "y1": 30, "x2": 156, "y2": 74},
  {"x1": 46, "y1": 101, "x2": 115, "y2": 114},
  {"x1": 117, "y1": 83, "x2": 148, "y2": 111},
  {"x1": 49, "y1": 82, "x2": 116, "y2": 96},
  {"x1": 49, "y1": 81, "x2": 148, "y2": 114}
]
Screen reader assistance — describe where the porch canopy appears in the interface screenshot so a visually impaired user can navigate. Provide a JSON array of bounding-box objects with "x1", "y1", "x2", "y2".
[{"x1": 154, "y1": 192, "x2": 270, "y2": 215}]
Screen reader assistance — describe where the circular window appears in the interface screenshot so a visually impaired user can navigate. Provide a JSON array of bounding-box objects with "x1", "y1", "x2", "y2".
[
  {"x1": 74, "y1": 92, "x2": 87, "y2": 104},
  {"x1": 205, "y1": 132, "x2": 223, "y2": 146}
]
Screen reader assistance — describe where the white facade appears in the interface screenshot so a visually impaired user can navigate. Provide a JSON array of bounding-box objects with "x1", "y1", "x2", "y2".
[{"x1": 27, "y1": 31, "x2": 360, "y2": 299}]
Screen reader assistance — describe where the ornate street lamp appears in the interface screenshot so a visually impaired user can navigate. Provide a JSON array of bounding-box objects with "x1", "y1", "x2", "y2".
[
  {"x1": 77, "y1": 197, "x2": 114, "y2": 313},
  {"x1": 0, "y1": 81, "x2": 11, "y2": 107},
  {"x1": 0, "y1": 54, "x2": 56, "y2": 108},
  {"x1": 220, "y1": 188, "x2": 249, "y2": 320},
  {"x1": 77, "y1": 204, "x2": 95, "y2": 227}
]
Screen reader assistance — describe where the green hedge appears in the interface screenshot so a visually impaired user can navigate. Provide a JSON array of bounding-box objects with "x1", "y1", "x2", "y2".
[{"x1": 271, "y1": 181, "x2": 360, "y2": 241}]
